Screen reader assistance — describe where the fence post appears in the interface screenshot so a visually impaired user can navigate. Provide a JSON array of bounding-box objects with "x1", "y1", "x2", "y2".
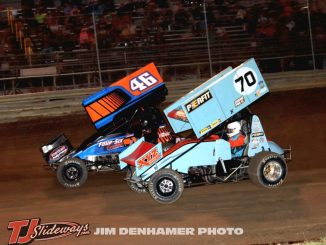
[
  {"x1": 306, "y1": 0, "x2": 316, "y2": 70},
  {"x1": 87, "y1": 73, "x2": 91, "y2": 87},
  {"x1": 197, "y1": 64, "x2": 201, "y2": 79},
  {"x1": 203, "y1": 0, "x2": 213, "y2": 77},
  {"x1": 92, "y1": 11, "x2": 103, "y2": 87},
  {"x1": 53, "y1": 76, "x2": 57, "y2": 89}
]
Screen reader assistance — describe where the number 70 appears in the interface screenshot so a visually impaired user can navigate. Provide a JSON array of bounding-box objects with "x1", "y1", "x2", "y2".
[{"x1": 235, "y1": 71, "x2": 256, "y2": 92}]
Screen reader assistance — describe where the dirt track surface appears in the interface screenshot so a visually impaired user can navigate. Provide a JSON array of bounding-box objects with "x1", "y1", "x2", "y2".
[{"x1": 0, "y1": 88, "x2": 325, "y2": 245}]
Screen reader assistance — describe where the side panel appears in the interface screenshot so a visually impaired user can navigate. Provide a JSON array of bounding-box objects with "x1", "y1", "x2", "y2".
[
  {"x1": 247, "y1": 115, "x2": 270, "y2": 156},
  {"x1": 74, "y1": 133, "x2": 135, "y2": 160},
  {"x1": 268, "y1": 141, "x2": 284, "y2": 155},
  {"x1": 214, "y1": 139, "x2": 232, "y2": 161},
  {"x1": 164, "y1": 67, "x2": 232, "y2": 134},
  {"x1": 82, "y1": 63, "x2": 166, "y2": 130},
  {"x1": 164, "y1": 58, "x2": 269, "y2": 138},
  {"x1": 119, "y1": 137, "x2": 145, "y2": 170},
  {"x1": 135, "y1": 143, "x2": 163, "y2": 176},
  {"x1": 138, "y1": 141, "x2": 217, "y2": 180},
  {"x1": 171, "y1": 141, "x2": 217, "y2": 173}
]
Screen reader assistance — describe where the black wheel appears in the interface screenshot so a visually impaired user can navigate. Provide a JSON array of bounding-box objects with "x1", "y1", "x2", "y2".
[
  {"x1": 56, "y1": 158, "x2": 88, "y2": 188},
  {"x1": 126, "y1": 167, "x2": 147, "y2": 194},
  {"x1": 248, "y1": 151, "x2": 287, "y2": 188},
  {"x1": 148, "y1": 169, "x2": 184, "y2": 204}
]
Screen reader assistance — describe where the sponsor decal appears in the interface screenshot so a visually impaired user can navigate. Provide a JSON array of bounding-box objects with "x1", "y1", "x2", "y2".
[
  {"x1": 255, "y1": 87, "x2": 267, "y2": 97},
  {"x1": 251, "y1": 138, "x2": 259, "y2": 149},
  {"x1": 252, "y1": 132, "x2": 264, "y2": 137},
  {"x1": 98, "y1": 138, "x2": 124, "y2": 150},
  {"x1": 167, "y1": 108, "x2": 189, "y2": 122},
  {"x1": 49, "y1": 145, "x2": 68, "y2": 161},
  {"x1": 7, "y1": 218, "x2": 90, "y2": 245},
  {"x1": 234, "y1": 96, "x2": 245, "y2": 107},
  {"x1": 137, "y1": 147, "x2": 161, "y2": 169},
  {"x1": 99, "y1": 137, "x2": 136, "y2": 150},
  {"x1": 185, "y1": 90, "x2": 212, "y2": 113},
  {"x1": 199, "y1": 127, "x2": 209, "y2": 135},
  {"x1": 199, "y1": 119, "x2": 221, "y2": 135}
]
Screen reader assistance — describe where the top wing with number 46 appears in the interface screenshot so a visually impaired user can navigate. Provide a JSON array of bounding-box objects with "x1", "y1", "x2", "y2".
[
  {"x1": 164, "y1": 58, "x2": 269, "y2": 138},
  {"x1": 83, "y1": 63, "x2": 167, "y2": 130}
]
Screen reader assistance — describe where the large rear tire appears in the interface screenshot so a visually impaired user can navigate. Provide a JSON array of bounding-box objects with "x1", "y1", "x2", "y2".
[
  {"x1": 126, "y1": 167, "x2": 147, "y2": 194},
  {"x1": 248, "y1": 151, "x2": 287, "y2": 188},
  {"x1": 148, "y1": 169, "x2": 184, "y2": 204},
  {"x1": 57, "y1": 158, "x2": 88, "y2": 188}
]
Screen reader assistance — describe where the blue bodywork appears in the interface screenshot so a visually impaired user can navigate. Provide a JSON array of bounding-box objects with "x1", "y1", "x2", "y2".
[
  {"x1": 83, "y1": 84, "x2": 166, "y2": 130},
  {"x1": 119, "y1": 58, "x2": 285, "y2": 181},
  {"x1": 73, "y1": 133, "x2": 135, "y2": 161}
]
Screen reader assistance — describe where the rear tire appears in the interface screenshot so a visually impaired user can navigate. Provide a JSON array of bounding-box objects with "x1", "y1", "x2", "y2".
[
  {"x1": 57, "y1": 158, "x2": 88, "y2": 188},
  {"x1": 148, "y1": 169, "x2": 184, "y2": 204},
  {"x1": 248, "y1": 151, "x2": 287, "y2": 188},
  {"x1": 126, "y1": 167, "x2": 147, "y2": 194}
]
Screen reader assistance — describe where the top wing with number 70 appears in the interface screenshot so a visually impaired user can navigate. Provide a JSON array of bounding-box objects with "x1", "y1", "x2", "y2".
[
  {"x1": 164, "y1": 58, "x2": 269, "y2": 138},
  {"x1": 82, "y1": 63, "x2": 167, "y2": 130}
]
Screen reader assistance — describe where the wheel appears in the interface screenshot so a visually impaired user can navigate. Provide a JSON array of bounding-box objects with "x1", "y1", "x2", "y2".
[
  {"x1": 56, "y1": 158, "x2": 88, "y2": 188},
  {"x1": 126, "y1": 167, "x2": 147, "y2": 194},
  {"x1": 148, "y1": 168, "x2": 184, "y2": 204},
  {"x1": 248, "y1": 151, "x2": 287, "y2": 188}
]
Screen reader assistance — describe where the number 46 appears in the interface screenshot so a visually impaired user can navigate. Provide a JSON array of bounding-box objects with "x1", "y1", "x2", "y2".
[{"x1": 130, "y1": 72, "x2": 158, "y2": 92}]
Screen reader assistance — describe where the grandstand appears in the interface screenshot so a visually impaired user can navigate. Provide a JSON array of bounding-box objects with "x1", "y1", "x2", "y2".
[{"x1": 0, "y1": 0, "x2": 325, "y2": 94}]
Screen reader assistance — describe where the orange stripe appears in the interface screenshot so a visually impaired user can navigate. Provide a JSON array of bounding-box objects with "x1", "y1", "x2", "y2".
[
  {"x1": 105, "y1": 95, "x2": 119, "y2": 108},
  {"x1": 98, "y1": 99, "x2": 114, "y2": 112},
  {"x1": 108, "y1": 94, "x2": 121, "y2": 107},
  {"x1": 111, "y1": 93, "x2": 124, "y2": 105},
  {"x1": 102, "y1": 97, "x2": 113, "y2": 108},
  {"x1": 86, "y1": 106, "x2": 102, "y2": 122},
  {"x1": 104, "y1": 97, "x2": 118, "y2": 109},
  {"x1": 110, "y1": 93, "x2": 124, "y2": 105},
  {"x1": 90, "y1": 102, "x2": 109, "y2": 117}
]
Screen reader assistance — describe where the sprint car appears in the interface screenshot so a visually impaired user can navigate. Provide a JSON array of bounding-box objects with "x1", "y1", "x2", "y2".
[
  {"x1": 119, "y1": 58, "x2": 291, "y2": 204},
  {"x1": 41, "y1": 63, "x2": 173, "y2": 188}
]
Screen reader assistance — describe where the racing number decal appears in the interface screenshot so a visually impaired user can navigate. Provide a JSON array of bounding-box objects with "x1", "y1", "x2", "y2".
[
  {"x1": 233, "y1": 67, "x2": 258, "y2": 95},
  {"x1": 235, "y1": 71, "x2": 256, "y2": 92},
  {"x1": 130, "y1": 72, "x2": 158, "y2": 92}
]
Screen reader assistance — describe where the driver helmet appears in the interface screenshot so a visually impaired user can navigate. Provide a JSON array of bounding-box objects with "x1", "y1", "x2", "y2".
[{"x1": 226, "y1": 121, "x2": 241, "y2": 138}]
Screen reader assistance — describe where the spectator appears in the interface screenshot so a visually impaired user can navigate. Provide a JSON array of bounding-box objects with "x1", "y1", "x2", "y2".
[
  {"x1": 35, "y1": 9, "x2": 47, "y2": 25},
  {"x1": 79, "y1": 27, "x2": 90, "y2": 49}
]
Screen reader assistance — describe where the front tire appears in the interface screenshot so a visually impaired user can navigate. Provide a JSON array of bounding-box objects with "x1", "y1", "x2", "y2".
[
  {"x1": 56, "y1": 158, "x2": 88, "y2": 188},
  {"x1": 126, "y1": 167, "x2": 147, "y2": 194},
  {"x1": 148, "y1": 169, "x2": 184, "y2": 204},
  {"x1": 248, "y1": 151, "x2": 287, "y2": 188}
]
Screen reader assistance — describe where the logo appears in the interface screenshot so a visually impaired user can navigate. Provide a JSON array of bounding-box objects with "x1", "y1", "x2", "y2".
[
  {"x1": 98, "y1": 138, "x2": 123, "y2": 148},
  {"x1": 252, "y1": 132, "x2": 264, "y2": 137},
  {"x1": 137, "y1": 147, "x2": 161, "y2": 169},
  {"x1": 130, "y1": 72, "x2": 158, "y2": 92},
  {"x1": 167, "y1": 108, "x2": 189, "y2": 122},
  {"x1": 234, "y1": 96, "x2": 245, "y2": 107},
  {"x1": 199, "y1": 119, "x2": 221, "y2": 135},
  {"x1": 185, "y1": 90, "x2": 212, "y2": 113},
  {"x1": 7, "y1": 218, "x2": 90, "y2": 245},
  {"x1": 49, "y1": 145, "x2": 68, "y2": 161}
]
